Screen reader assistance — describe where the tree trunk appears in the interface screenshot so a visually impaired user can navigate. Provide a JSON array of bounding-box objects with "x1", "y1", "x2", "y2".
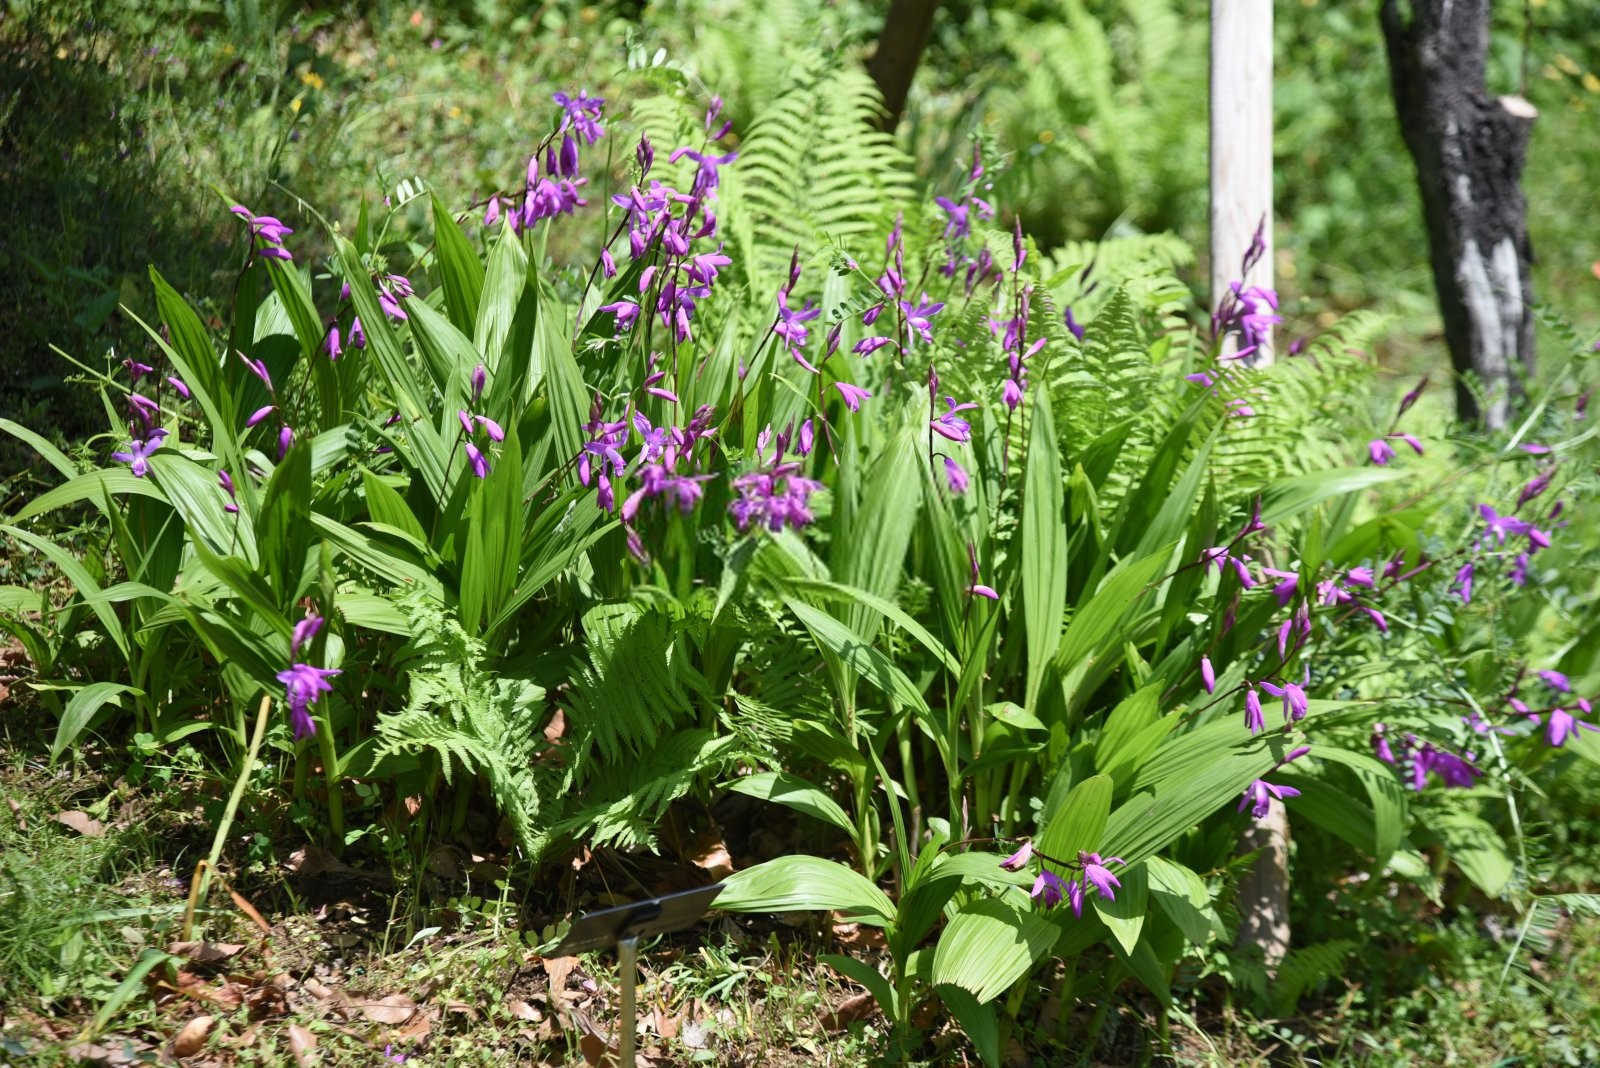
[
  {"x1": 1380, "y1": 0, "x2": 1537, "y2": 429},
  {"x1": 866, "y1": 0, "x2": 940, "y2": 132},
  {"x1": 1236, "y1": 802, "x2": 1292, "y2": 971}
]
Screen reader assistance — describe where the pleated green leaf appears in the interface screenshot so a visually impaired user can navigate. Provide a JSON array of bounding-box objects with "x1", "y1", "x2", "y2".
[
  {"x1": 930, "y1": 897, "x2": 1057, "y2": 1004},
  {"x1": 716, "y1": 855, "x2": 895, "y2": 926}
]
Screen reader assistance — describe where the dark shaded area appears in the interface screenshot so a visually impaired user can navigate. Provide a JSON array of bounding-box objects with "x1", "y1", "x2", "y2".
[
  {"x1": 1381, "y1": 0, "x2": 1537, "y2": 427},
  {"x1": 867, "y1": 0, "x2": 941, "y2": 132},
  {"x1": 0, "y1": 8, "x2": 230, "y2": 478}
]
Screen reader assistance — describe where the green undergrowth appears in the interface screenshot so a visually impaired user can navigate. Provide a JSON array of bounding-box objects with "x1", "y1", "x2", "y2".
[{"x1": 4, "y1": 745, "x2": 1600, "y2": 1067}]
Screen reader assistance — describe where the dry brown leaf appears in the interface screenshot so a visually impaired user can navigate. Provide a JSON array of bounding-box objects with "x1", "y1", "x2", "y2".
[
  {"x1": 578, "y1": 1032, "x2": 615, "y2": 1067},
  {"x1": 287, "y1": 1023, "x2": 317, "y2": 1066},
  {"x1": 167, "y1": 941, "x2": 246, "y2": 964},
  {"x1": 687, "y1": 833, "x2": 734, "y2": 880},
  {"x1": 403, "y1": 795, "x2": 422, "y2": 816},
  {"x1": 245, "y1": 981, "x2": 290, "y2": 1020},
  {"x1": 228, "y1": 888, "x2": 272, "y2": 937},
  {"x1": 507, "y1": 999, "x2": 541, "y2": 1022},
  {"x1": 543, "y1": 707, "x2": 567, "y2": 743},
  {"x1": 221, "y1": 1021, "x2": 261, "y2": 1049},
  {"x1": 653, "y1": 1007, "x2": 682, "y2": 1040},
  {"x1": 284, "y1": 845, "x2": 353, "y2": 877},
  {"x1": 171, "y1": 1015, "x2": 215, "y2": 1058},
  {"x1": 169, "y1": 971, "x2": 246, "y2": 1011},
  {"x1": 542, "y1": 955, "x2": 579, "y2": 998},
  {"x1": 830, "y1": 920, "x2": 886, "y2": 950},
  {"x1": 820, "y1": 990, "x2": 877, "y2": 1032},
  {"x1": 357, "y1": 993, "x2": 415, "y2": 1025},
  {"x1": 5, "y1": 796, "x2": 24, "y2": 831},
  {"x1": 54, "y1": 810, "x2": 104, "y2": 837},
  {"x1": 300, "y1": 978, "x2": 333, "y2": 1001},
  {"x1": 395, "y1": 1009, "x2": 434, "y2": 1040}
]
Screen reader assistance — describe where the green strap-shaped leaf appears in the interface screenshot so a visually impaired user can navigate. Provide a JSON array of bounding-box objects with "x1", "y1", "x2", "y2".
[
  {"x1": 0, "y1": 419, "x2": 76, "y2": 480},
  {"x1": 1259, "y1": 466, "x2": 1412, "y2": 525},
  {"x1": 727, "y1": 771, "x2": 855, "y2": 836},
  {"x1": 1092, "y1": 859, "x2": 1147, "y2": 954},
  {"x1": 784, "y1": 597, "x2": 931, "y2": 718},
  {"x1": 432, "y1": 194, "x2": 484, "y2": 332},
  {"x1": 1022, "y1": 388, "x2": 1067, "y2": 710},
  {"x1": 52, "y1": 682, "x2": 143, "y2": 763},
  {"x1": 3, "y1": 524, "x2": 128, "y2": 659},
  {"x1": 334, "y1": 236, "x2": 450, "y2": 499}
]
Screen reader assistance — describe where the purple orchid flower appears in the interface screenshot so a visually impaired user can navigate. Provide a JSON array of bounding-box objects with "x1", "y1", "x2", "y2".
[
  {"x1": 111, "y1": 429, "x2": 168, "y2": 478},
  {"x1": 931, "y1": 396, "x2": 978, "y2": 443},
  {"x1": 276, "y1": 662, "x2": 339, "y2": 740},
  {"x1": 1239, "y1": 778, "x2": 1300, "y2": 819},
  {"x1": 1031, "y1": 869, "x2": 1066, "y2": 909}
]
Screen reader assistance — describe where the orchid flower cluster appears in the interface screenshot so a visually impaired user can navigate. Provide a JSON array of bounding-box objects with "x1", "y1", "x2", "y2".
[
  {"x1": 596, "y1": 101, "x2": 736, "y2": 346},
  {"x1": 987, "y1": 231, "x2": 1047, "y2": 415},
  {"x1": 1000, "y1": 841, "x2": 1126, "y2": 917},
  {"x1": 576, "y1": 397, "x2": 720, "y2": 560},
  {"x1": 276, "y1": 614, "x2": 340, "y2": 741},
  {"x1": 931, "y1": 147, "x2": 1002, "y2": 294},
  {"x1": 856, "y1": 215, "x2": 946, "y2": 358},
  {"x1": 482, "y1": 90, "x2": 604, "y2": 233},
  {"x1": 1208, "y1": 220, "x2": 1279, "y2": 362},
  {"x1": 230, "y1": 205, "x2": 294, "y2": 262}
]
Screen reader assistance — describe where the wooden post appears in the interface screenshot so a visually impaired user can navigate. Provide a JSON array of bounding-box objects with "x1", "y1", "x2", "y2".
[
  {"x1": 1210, "y1": 0, "x2": 1274, "y2": 365},
  {"x1": 1211, "y1": 0, "x2": 1290, "y2": 973}
]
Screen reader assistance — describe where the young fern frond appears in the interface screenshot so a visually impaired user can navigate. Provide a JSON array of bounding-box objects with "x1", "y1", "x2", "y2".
[
  {"x1": 372, "y1": 594, "x2": 547, "y2": 855},
  {"x1": 720, "y1": 51, "x2": 913, "y2": 293}
]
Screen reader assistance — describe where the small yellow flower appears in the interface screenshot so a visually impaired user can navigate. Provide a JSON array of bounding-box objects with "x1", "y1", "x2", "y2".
[
  {"x1": 1583, "y1": 72, "x2": 1600, "y2": 94},
  {"x1": 1555, "y1": 53, "x2": 1580, "y2": 76},
  {"x1": 301, "y1": 70, "x2": 325, "y2": 90},
  {"x1": 1038, "y1": 129, "x2": 1055, "y2": 144},
  {"x1": 449, "y1": 105, "x2": 462, "y2": 119},
  {"x1": 290, "y1": 95, "x2": 303, "y2": 114}
]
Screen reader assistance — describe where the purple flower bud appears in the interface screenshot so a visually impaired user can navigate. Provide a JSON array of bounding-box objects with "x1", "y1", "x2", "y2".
[
  {"x1": 471, "y1": 364, "x2": 487, "y2": 404},
  {"x1": 1064, "y1": 307, "x2": 1085, "y2": 341},
  {"x1": 291, "y1": 614, "x2": 324, "y2": 656},
  {"x1": 1398, "y1": 376, "x2": 1428, "y2": 416},
  {"x1": 1539, "y1": 669, "x2": 1572, "y2": 693},
  {"x1": 796, "y1": 419, "x2": 814, "y2": 457},
  {"x1": 476, "y1": 415, "x2": 505, "y2": 442},
  {"x1": 324, "y1": 326, "x2": 342, "y2": 361},
  {"x1": 483, "y1": 196, "x2": 500, "y2": 227},
  {"x1": 636, "y1": 134, "x2": 653, "y2": 176},
  {"x1": 966, "y1": 584, "x2": 999, "y2": 600},
  {"x1": 1200, "y1": 656, "x2": 1216, "y2": 694},
  {"x1": 464, "y1": 442, "x2": 489, "y2": 479},
  {"x1": 246, "y1": 404, "x2": 276, "y2": 427},
  {"x1": 834, "y1": 382, "x2": 872, "y2": 412},
  {"x1": 943, "y1": 456, "x2": 970, "y2": 494},
  {"x1": 278, "y1": 426, "x2": 294, "y2": 458},
  {"x1": 999, "y1": 841, "x2": 1034, "y2": 871}
]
